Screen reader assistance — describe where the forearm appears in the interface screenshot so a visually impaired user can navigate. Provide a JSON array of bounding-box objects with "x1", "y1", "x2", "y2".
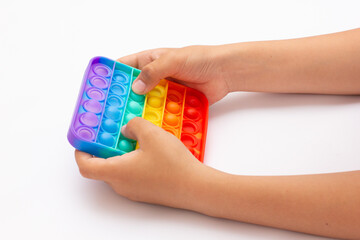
[
  {"x1": 186, "y1": 168, "x2": 360, "y2": 239},
  {"x1": 222, "y1": 28, "x2": 360, "y2": 94}
]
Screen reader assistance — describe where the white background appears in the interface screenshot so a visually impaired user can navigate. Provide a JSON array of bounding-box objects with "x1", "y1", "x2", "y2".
[{"x1": 1, "y1": 0, "x2": 359, "y2": 239}]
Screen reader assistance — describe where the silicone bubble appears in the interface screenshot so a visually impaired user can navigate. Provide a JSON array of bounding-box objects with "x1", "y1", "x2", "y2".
[
  {"x1": 124, "y1": 113, "x2": 136, "y2": 124},
  {"x1": 107, "y1": 95, "x2": 124, "y2": 107},
  {"x1": 86, "y1": 87, "x2": 105, "y2": 101},
  {"x1": 92, "y1": 64, "x2": 111, "y2": 77},
  {"x1": 79, "y1": 112, "x2": 98, "y2": 127},
  {"x1": 118, "y1": 139, "x2": 134, "y2": 152},
  {"x1": 104, "y1": 106, "x2": 122, "y2": 121},
  {"x1": 98, "y1": 132, "x2": 115, "y2": 147},
  {"x1": 76, "y1": 126, "x2": 95, "y2": 141},
  {"x1": 147, "y1": 97, "x2": 163, "y2": 108},
  {"x1": 129, "y1": 91, "x2": 145, "y2": 102},
  {"x1": 167, "y1": 90, "x2": 182, "y2": 103},
  {"x1": 112, "y1": 71, "x2": 129, "y2": 83},
  {"x1": 110, "y1": 84, "x2": 127, "y2": 96},
  {"x1": 182, "y1": 121, "x2": 199, "y2": 133},
  {"x1": 184, "y1": 107, "x2": 201, "y2": 120},
  {"x1": 164, "y1": 128, "x2": 176, "y2": 136},
  {"x1": 148, "y1": 85, "x2": 165, "y2": 98},
  {"x1": 83, "y1": 99, "x2": 102, "y2": 114},
  {"x1": 166, "y1": 101, "x2": 181, "y2": 114},
  {"x1": 164, "y1": 113, "x2": 179, "y2": 126},
  {"x1": 127, "y1": 101, "x2": 142, "y2": 115},
  {"x1": 181, "y1": 134, "x2": 198, "y2": 147},
  {"x1": 90, "y1": 76, "x2": 108, "y2": 89},
  {"x1": 144, "y1": 111, "x2": 161, "y2": 122},
  {"x1": 187, "y1": 95, "x2": 202, "y2": 108},
  {"x1": 102, "y1": 118, "x2": 118, "y2": 133}
]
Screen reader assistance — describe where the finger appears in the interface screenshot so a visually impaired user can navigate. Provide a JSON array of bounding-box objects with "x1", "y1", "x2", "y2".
[
  {"x1": 132, "y1": 52, "x2": 180, "y2": 95},
  {"x1": 117, "y1": 48, "x2": 168, "y2": 69},
  {"x1": 121, "y1": 117, "x2": 162, "y2": 148},
  {"x1": 117, "y1": 53, "x2": 140, "y2": 68},
  {"x1": 136, "y1": 48, "x2": 171, "y2": 69},
  {"x1": 74, "y1": 150, "x2": 110, "y2": 180}
]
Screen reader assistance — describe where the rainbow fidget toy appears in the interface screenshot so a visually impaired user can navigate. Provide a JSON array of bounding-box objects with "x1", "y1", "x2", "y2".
[{"x1": 68, "y1": 57, "x2": 209, "y2": 162}]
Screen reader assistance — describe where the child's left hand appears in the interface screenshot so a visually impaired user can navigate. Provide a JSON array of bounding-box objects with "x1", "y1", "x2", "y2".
[{"x1": 75, "y1": 117, "x2": 214, "y2": 209}]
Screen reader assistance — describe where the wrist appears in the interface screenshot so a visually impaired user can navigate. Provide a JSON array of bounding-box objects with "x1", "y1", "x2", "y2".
[
  {"x1": 183, "y1": 164, "x2": 236, "y2": 217},
  {"x1": 219, "y1": 41, "x2": 279, "y2": 93},
  {"x1": 216, "y1": 43, "x2": 251, "y2": 93}
]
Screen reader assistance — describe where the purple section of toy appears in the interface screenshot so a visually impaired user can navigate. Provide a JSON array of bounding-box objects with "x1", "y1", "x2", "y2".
[{"x1": 72, "y1": 58, "x2": 114, "y2": 143}]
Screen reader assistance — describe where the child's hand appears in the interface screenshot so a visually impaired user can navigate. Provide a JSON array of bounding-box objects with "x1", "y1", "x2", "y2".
[
  {"x1": 74, "y1": 117, "x2": 213, "y2": 208},
  {"x1": 118, "y1": 46, "x2": 231, "y2": 105},
  {"x1": 74, "y1": 118, "x2": 360, "y2": 239}
]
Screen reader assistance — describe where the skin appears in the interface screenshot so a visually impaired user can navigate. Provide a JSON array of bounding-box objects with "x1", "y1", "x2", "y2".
[{"x1": 75, "y1": 28, "x2": 360, "y2": 239}]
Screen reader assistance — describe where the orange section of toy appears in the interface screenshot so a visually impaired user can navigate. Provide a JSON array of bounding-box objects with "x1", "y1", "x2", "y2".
[{"x1": 142, "y1": 80, "x2": 208, "y2": 162}]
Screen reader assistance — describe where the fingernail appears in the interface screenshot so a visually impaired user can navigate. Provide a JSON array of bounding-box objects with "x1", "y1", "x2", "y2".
[
  {"x1": 121, "y1": 125, "x2": 127, "y2": 134},
  {"x1": 132, "y1": 80, "x2": 146, "y2": 94}
]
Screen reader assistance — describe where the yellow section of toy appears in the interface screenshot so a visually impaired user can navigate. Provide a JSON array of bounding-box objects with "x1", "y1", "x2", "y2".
[{"x1": 136, "y1": 80, "x2": 168, "y2": 149}]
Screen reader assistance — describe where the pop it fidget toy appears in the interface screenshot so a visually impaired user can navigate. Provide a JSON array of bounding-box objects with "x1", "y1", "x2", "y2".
[{"x1": 68, "y1": 57, "x2": 209, "y2": 162}]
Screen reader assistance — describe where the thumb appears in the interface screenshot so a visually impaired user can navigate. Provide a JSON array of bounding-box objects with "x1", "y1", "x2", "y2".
[
  {"x1": 121, "y1": 117, "x2": 162, "y2": 148},
  {"x1": 132, "y1": 53, "x2": 180, "y2": 94}
]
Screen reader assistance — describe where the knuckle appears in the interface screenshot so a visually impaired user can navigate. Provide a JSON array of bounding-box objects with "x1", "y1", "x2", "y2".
[
  {"x1": 164, "y1": 50, "x2": 183, "y2": 72},
  {"x1": 79, "y1": 167, "x2": 90, "y2": 178},
  {"x1": 141, "y1": 126, "x2": 157, "y2": 139},
  {"x1": 110, "y1": 186, "x2": 142, "y2": 202},
  {"x1": 112, "y1": 186, "x2": 123, "y2": 196},
  {"x1": 150, "y1": 48, "x2": 165, "y2": 60},
  {"x1": 91, "y1": 167, "x2": 104, "y2": 178},
  {"x1": 164, "y1": 50, "x2": 177, "y2": 62},
  {"x1": 126, "y1": 194, "x2": 142, "y2": 202},
  {"x1": 127, "y1": 117, "x2": 142, "y2": 128},
  {"x1": 141, "y1": 65, "x2": 156, "y2": 81},
  {"x1": 150, "y1": 48, "x2": 173, "y2": 61}
]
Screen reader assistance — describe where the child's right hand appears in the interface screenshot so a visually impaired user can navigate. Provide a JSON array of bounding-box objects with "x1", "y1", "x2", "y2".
[
  {"x1": 119, "y1": 29, "x2": 360, "y2": 105},
  {"x1": 117, "y1": 46, "x2": 232, "y2": 105}
]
